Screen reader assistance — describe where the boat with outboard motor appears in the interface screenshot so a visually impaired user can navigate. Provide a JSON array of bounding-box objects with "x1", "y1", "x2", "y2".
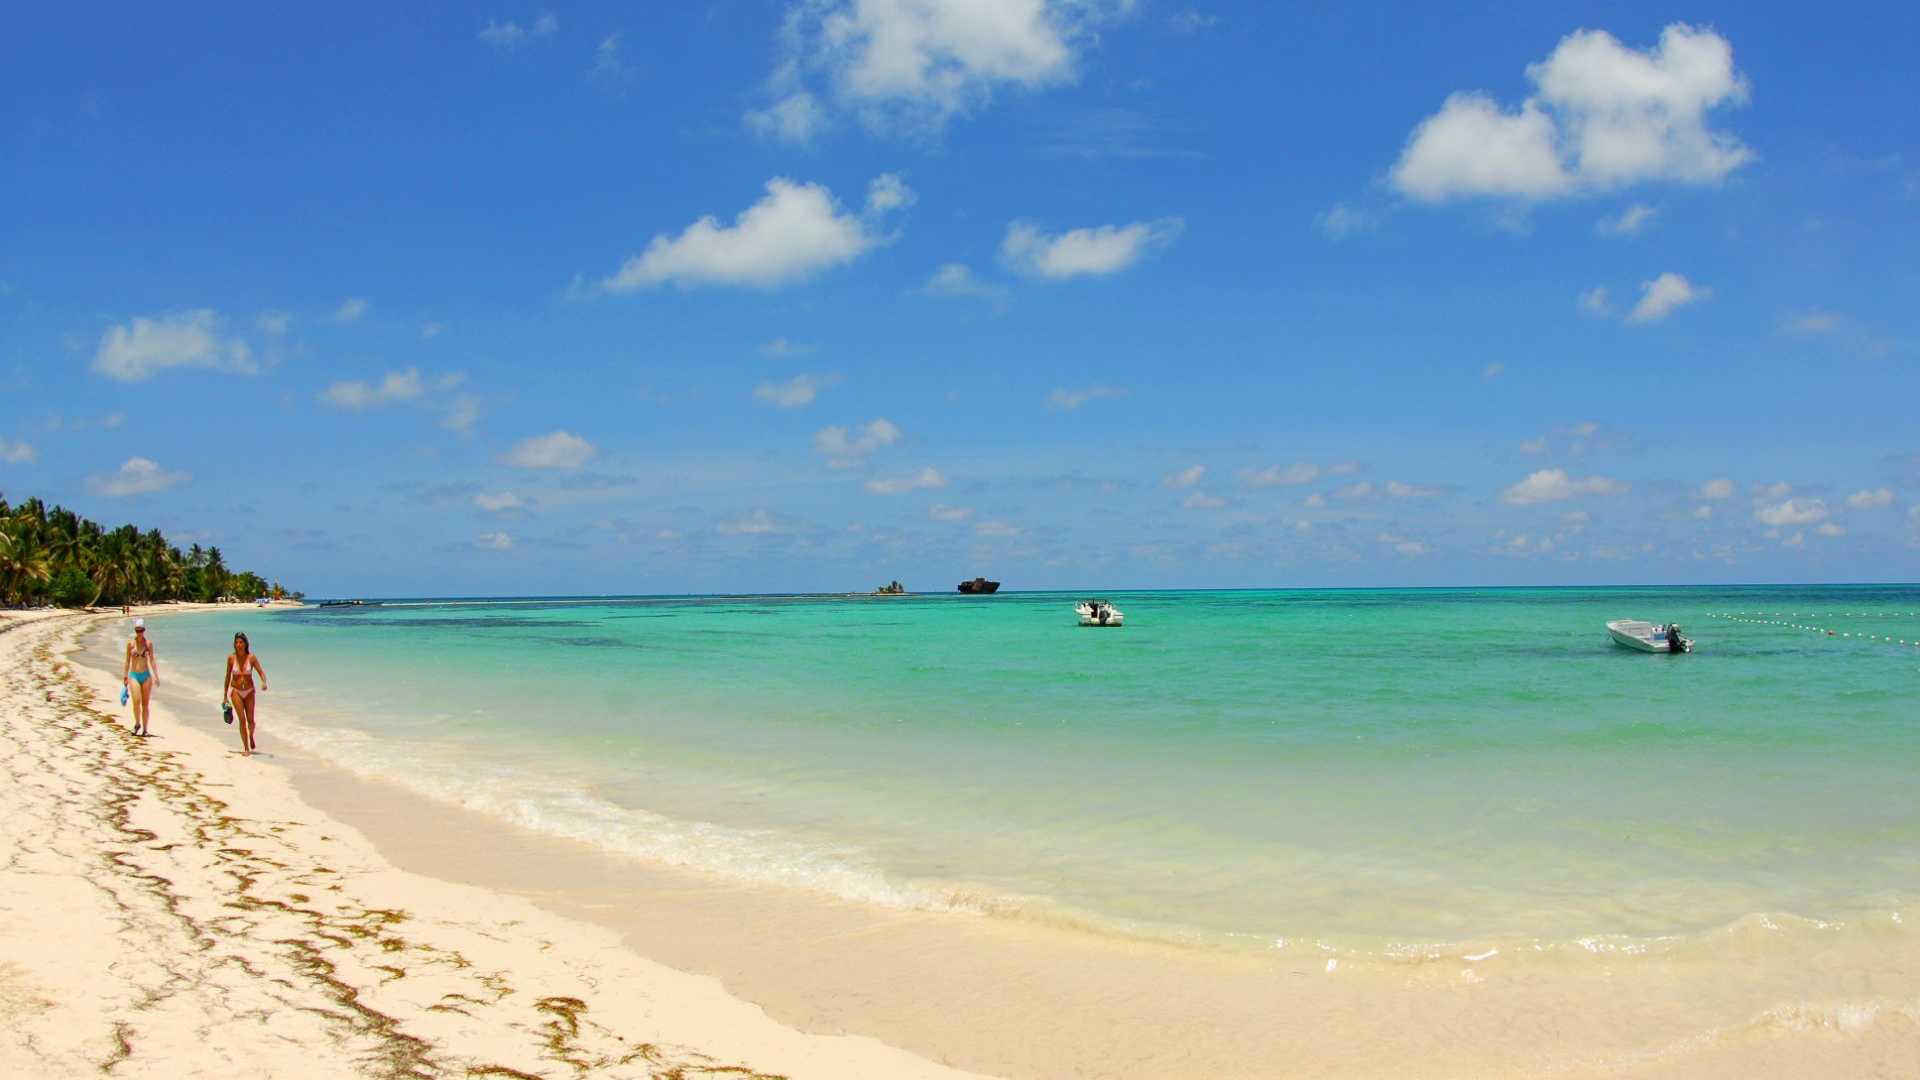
[
  {"x1": 1076, "y1": 599, "x2": 1124, "y2": 627},
  {"x1": 1607, "y1": 619, "x2": 1692, "y2": 653}
]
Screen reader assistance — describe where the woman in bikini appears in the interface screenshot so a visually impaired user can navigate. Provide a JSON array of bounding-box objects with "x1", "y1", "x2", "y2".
[
  {"x1": 226, "y1": 632, "x2": 269, "y2": 756},
  {"x1": 122, "y1": 618, "x2": 159, "y2": 736}
]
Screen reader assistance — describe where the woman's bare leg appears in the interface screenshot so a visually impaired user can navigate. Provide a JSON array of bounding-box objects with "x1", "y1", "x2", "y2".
[
  {"x1": 231, "y1": 690, "x2": 251, "y2": 754},
  {"x1": 241, "y1": 693, "x2": 258, "y2": 753},
  {"x1": 136, "y1": 679, "x2": 154, "y2": 735}
]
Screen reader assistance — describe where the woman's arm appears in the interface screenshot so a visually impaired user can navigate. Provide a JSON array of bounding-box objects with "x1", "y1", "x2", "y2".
[
  {"x1": 122, "y1": 641, "x2": 131, "y2": 682},
  {"x1": 147, "y1": 643, "x2": 159, "y2": 686},
  {"x1": 251, "y1": 655, "x2": 267, "y2": 690}
]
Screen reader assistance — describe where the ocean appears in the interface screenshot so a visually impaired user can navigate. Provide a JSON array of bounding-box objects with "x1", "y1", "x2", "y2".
[{"x1": 94, "y1": 585, "x2": 1920, "y2": 965}]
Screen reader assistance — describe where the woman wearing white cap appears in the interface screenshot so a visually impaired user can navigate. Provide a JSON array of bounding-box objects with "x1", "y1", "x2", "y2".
[{"x1": 122, "y1": 618, "x2": 160, "y2": 737}]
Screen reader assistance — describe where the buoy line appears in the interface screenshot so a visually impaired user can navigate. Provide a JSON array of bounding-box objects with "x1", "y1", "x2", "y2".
[{"x1": 1705, "y1": 611, "x2": 1920, "y2": 648}]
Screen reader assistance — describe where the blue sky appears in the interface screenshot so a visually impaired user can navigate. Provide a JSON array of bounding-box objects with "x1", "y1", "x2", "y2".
[{"x1": 3, "y1": 2, "x2": 1917, "y2": 595}]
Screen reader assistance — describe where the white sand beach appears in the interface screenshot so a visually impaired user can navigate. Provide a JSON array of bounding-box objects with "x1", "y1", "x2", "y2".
[{"x1": 0, "y1": 609, "x2": 986, "y2": 1080}]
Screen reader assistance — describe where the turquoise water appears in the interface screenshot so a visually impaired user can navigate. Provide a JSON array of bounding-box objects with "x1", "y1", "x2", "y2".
[{"x1": 113, "y1": 587, "x2": 1920, "y2": 957}]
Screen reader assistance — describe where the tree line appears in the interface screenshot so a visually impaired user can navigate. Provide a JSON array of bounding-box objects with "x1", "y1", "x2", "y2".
[{"x1": 0, "y1": 494, "x2": 298, "y2": 608}]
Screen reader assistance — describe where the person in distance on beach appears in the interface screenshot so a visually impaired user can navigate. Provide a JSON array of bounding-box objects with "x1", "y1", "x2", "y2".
[
  {"x1": 122, "y1": 618, "x2": 159, "y2": 736},
  {"x1": 226, "y1": 632, "x2": 268, "y2": 756}
]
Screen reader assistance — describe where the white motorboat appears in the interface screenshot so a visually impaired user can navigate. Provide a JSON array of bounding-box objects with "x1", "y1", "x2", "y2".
[
  {"x1": 1076, "y1": 599, "x2": 1124, "y2": 627},
  {"x1": 1607, "y1": 619, "x2": 1692, "y2": 653}
]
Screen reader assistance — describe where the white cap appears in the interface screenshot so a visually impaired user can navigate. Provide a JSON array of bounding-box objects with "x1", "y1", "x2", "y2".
[{"x1": 132, "y1": 618, "x2": 145, "y2": 629}]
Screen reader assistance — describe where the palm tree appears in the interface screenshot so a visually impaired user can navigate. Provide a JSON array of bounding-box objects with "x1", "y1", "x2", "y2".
[{"x1": 0, "y1": 529, "x2": 53, "y2": 605}]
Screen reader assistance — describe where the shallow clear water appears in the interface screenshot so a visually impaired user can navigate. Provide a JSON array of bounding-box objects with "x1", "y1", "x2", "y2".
[{"x1": 112, "y1": 586, "x2": 1920, "y2": 957}]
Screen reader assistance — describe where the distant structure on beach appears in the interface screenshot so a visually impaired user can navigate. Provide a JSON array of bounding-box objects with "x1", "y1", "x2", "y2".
[{"x1": 957, "y1": 577, "x2": 1001, "y2": 594}]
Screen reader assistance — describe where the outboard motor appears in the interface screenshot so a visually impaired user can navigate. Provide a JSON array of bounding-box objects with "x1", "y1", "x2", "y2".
[{"x1": 1667, "y1": 623, "x2": 1686, "y2": 654}]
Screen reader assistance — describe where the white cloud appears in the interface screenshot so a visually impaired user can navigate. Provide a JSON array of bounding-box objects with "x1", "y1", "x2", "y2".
[
  {"x1": 332, "y1": 297, "x2": 369, "y2": 323},
  {"x1": 1578, "y1": 286, "x2": 1612, "y2": 316},
  {"x1": 1391, "y1": 24, "x2": 1752, "y2": 202},
  {"x1": 761, "y1": 337, "x2": 815, "y2": 358},
  {"x1": 755, "y1": 373, "x2": 842, "y2": 408},
  {"x1": 421, "y1": 320, "x2": 445, "y2": 339},
  {"x1": 93, "y1": 309, "x2": 260, "y2": 381},
  {"x1": 1692, "y1": 505, "x2": 1713, "y2": 520},
  {"x1": 1815, "y1": 522, "x2": 1846, "y2": 537},
  {"x1": 441, "y1": 393, "x2": 482, "y2": 432},
  {"x1": 974, "y1": 520, "x2": 1021, "y2": 538},
  {"x1": 756, "y1": 0, "x2": 1124, "y2": 137},
  {"x1": 929, "y1": 504, "x2": 974, "y2": 522},
  {"x1": 918, "y1": 262, "x2": 1008, "y2": 301},
  {"x1": 1753, "y1": 481, "x2": 1792, "y2": 499},
  {"x1": 589, "y1": 32, "x2": 635, "y2": 90},
  {"x1": 1386, "y1": 480, "x2": 1442, "y2": 498},
  {"x1": 473, "y1": 492, "x2": 524, "y2": 512},
  {"x1": 256, "y1": 311, "x2": 291, "y2": 336},
  {"x1": 0, "y1": 438, "x2": 36, "y2": 464},
  {"x1": 1520, "y1": 437, "x2": 1549, "y2": 455},
  {"x1": 1315, "y1": 202, "x2": 1377, "y2": 237},
  {"x1": 1302, "y1": 492, "x2": 1327, "y2": 508},
  {"x1": 597, "y1": 176, "x2": 908, "y2": 292},
  {"x1": 320, "y1": 368, "x2": 427, "y2": 410},
  {"x1": 1243, "y1": 463, "x2": 1319, "y2": 487},
  {"x1": 1845, "y1": 487, "x2": 1894, "y2": 509},
  {"x1": 1753, "y1": 497, "x2": 1829, "y2": 527},
  {"x1": 865, "y1": 466, "x2": 946, "y2": 494},
  {"x1": 1333, "y1": 482, "x2": 1375, "y2": 500},
  {"x1": 1003, "y1": 217, "x2": 1182, "y2": 278},
  {"x1": 718, "y1": 510, "x2": 782, "y2": 536},
  {"x1": 1700, "y1": 477, "x2": 1735, "y2": 500},
  {"x1": 1046, "y1": 384, "x2": 1128, "y2": 410},
  {"x1": 814, "y1": 418, "x2": 902, "y2": 466},
  {"x1": 747, "y1": 92, "x2": 830, "y2": 143},
  {"x1": 1627, "y1": 272, "x2": 1709, "y2": 322},
  {"x1": 476, "y1": 531, "x2": 514, "y2": 550},
  {"x1": 1377, "y1": 531, "x2": 1429, "y2": 557},
  {"x1": 1168, "y1": 8, "x2": 1219, "y2": 34},
  {"x1": 1501, "y1": 468, "x2": 1629, "y2": 504},
  {"x1": 479, "y1": 13, "x2": 556, "y2": 49},
  {"x1": 866, "y1": 172, "x2": 916, "y2": 213},
  {"x1": 88, "y1": 457, "x2": 189, "y2": 497},
  {"x1": 504, "y1": 430, "x2": 597, "y2": 469},
  {"x1": 1596, "y1": 203, "x2": 1658, "y2": 235},
  {"x1": 1163, "y1": 464, "x2": 1206, "y2": 488},
  {"x1": 1182, "y1": 491, "x2": 1226, "y2": 509},
  {"x1": 1481, "y1": 362, "x2": 1505, "y2": 379},
  {"x1": 1786, "y1": 311, "x2": 1840, "y2": 336}
]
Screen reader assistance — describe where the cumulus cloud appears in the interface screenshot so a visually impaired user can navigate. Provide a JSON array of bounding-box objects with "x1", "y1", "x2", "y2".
[
  {"x1": 1003, "y1": 217, "x2": 1182, "y2": 278},
  {"x1": 88, "y1": 457, "x2": 189, "y2": 497},
  {"x1": 815, "y1": 418, "x2": 902, "y2": 466},
  {"x1": 1392, "y1": 24, "x2": 1752, "y2": 202},
  {"x1": 1700, "y1": 477, "x2": 1735, "y2": 500},
  {"x1": 917, "y1": 262, "x2": 1009, "y2": 301},
  {"x1": 1315, "y1": 202, "x2": 1378, "y2": 237},
  {"x1": 475, "y1": 531, "x2": 515, "y2": 550},
  {"x1": 1378, "y1": 531, "x2": 1429, "y2": 557},
  {"x1": 1243, "y1": 463, "x2": 1320, "y2": 487},
  {"x1": 1182, "y1": 491, "x2": 1226, "y2": 509},
  {"x1": 761, "y1": 337, "x2": 815, "y2": 358},
  {"x1": 1386, "y1": 480, "x2": 1442, "y2": 498},
  {"x1": 1786, "y1": 311, "x2": 1840, "y2": 336},
  {"x1": 929, "y1": 504, "x2": 974, "y2": 522},
  {"x1": 755, "y1": 373, "x2": 842, "y2": 408},
  {"x1": 588, "y1": 32, "x2": 635, "y2": 91},
  {"x1": 479, "y1": 13, "x2": 556, "y2": 49},
  {"x1": 1627, "y1": 272, "x2": 1709, "y2": 322},
  {"x1": 320, "y1": 368, "x2": 428, "y2": 409},
  {"x1": 718, "y1": 510, "x2": 783, "y2": 536},
  {"x1": 1596, "y1": 202, "x2": 1658, "y2": 235},
  {"x1": 473, "y1": 492, "x2": 524, "y2": 512},
  {"x1": 93, "y1": 309, "x2": 260, "y2": 381},
  {"x1": 750, "y1": 0, "x2": 1126, "y2": 138},
  {"x1": 1815, "y1": 522, "x2": 1846, "y2": 537},
  {"x1": 1845, "y1": 487, "x2": 1894, "y2": 509},
  {"x1": 256, "y1": 311, "x2": 292, "y2": 336},
  {"x1": 1046, "y1": 384, "x2": 1128, "y2": 410},
  {"x1": 866, "y1": 466, "x2": 947, "y2": 494},
  {"x1": 747, "y1": 91, "x2": 829, "y2": 143},
  {"x1": 504, "y1": 430, "x2": 597, "y2": 469},
  {"x1": 974, "y1": 520, "x2": 1021, "y2": 538},
  {"x1": 1163, "y1": 464, "x2": 1206, "y2": 488},
  {"x1": 1501, "y1": 468, "x2": 1628, "y2": 504},
  {"x1": 1, "y1": 438, "x2": 37, "y2": 464},
  {"x1": 1482, "y1": 362, "x2": 1505, "y2": 379},
  {"x1": 332, "y1": 297, "x2": 369, "y2": 323},
  {"x1": 596, "y1": 176, "x2": 909, "y2": 292},
  {"x1": 1754, "y1": 497, "x2": 1829, "y2": 527}
]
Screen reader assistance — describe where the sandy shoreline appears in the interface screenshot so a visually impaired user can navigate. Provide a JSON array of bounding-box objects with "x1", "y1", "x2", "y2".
[
  {"x1": 0, "y1": 609, "x2": 986, "y2": 1079},
  {"x1": 8, "y1": 605, "x2": 1919, "y2": 1078}
]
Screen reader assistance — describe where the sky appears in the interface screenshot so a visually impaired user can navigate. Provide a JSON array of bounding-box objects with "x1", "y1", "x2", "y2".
[{"x1": 2, "y1": 1, "x2": 1917, "y2": 596}]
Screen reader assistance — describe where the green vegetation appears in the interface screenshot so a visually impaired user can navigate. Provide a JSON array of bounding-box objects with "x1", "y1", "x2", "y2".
[
  {"x1": 0, "y1": 493, "x2": 299, "y2": 608},
  {"x1": 874, "y1": 580, "x2": 906, "y2": 594}
]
